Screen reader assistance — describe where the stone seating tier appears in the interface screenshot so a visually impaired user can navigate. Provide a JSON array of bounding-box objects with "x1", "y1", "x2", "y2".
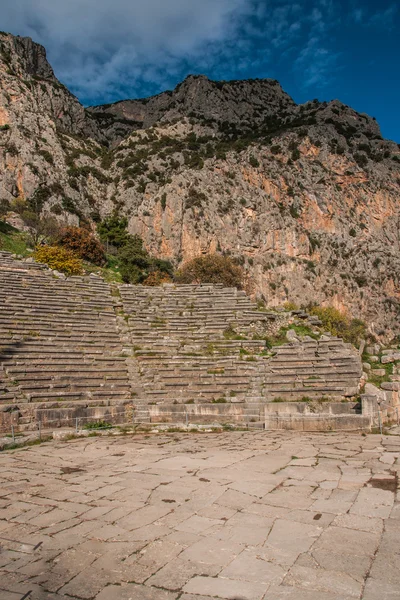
[
  {"x1": 0, "y1": 252, "x2": 365, "y2": 431},
  {"x1": 0, "y1": 254, "x2": 132, "y2": 430}
]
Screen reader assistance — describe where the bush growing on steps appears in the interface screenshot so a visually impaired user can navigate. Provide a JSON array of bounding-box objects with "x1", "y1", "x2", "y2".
[
  {"x1": 309, "y1": 305, "x2": 366, "y2": 345},
  {"x1": 57, "y1": 226, "x2": 106, "y2": 266},
  {"x1": 143, "y1": 269, "x2": 172, "y2": 286},
  {"x1": 117, "y1": 234, "x2": 173, "y2": 284},
  {"x1": 175, "y1": 254, "x2": 244, "y2": 289},
  {"x1": 34, "y1": 245, "x2": 83, "y2": 276}
]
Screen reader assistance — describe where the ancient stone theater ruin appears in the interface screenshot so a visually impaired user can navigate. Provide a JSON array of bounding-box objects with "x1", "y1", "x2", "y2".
[{"x1": 1, "y1": 250, "x2": 398, "y2": 437}]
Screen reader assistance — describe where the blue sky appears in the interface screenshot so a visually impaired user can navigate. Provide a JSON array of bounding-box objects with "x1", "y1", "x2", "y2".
[{"x1": 2, "y1": 0, "x2": 399, "y2": 141}]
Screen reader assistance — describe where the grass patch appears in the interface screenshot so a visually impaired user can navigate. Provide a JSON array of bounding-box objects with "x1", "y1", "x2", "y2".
[
  {"x1": 0, "y1": 223, "x2": 30, "y2": 256},
  {"x1": 82, "y1": 259, "x2": 123, "y2": 283},
  {"x1": 367, "y1": 362, "x2": 394, "y2": 386},
  {"x1": 83, "y1": 420, "x2": 113, "y2": 430},
  {"x1": 223, "y1": 326, "x2": 246, "y2": 341},
  {"x1": 1, "y1": 435, "x2": 52, "y2": 451},
  {"x1": 290, "y1": 324, "x2": 319, "y2": 339}
]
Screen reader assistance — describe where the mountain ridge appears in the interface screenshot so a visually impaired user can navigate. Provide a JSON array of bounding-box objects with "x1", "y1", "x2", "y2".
[{"x1": 0, "y1": 32, "x2": 399, "y2": 339}]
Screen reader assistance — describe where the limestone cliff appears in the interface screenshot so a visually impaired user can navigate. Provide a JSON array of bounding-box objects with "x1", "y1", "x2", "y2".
[{"x1": 0, "y1": 32, "x2": 399, "y2": 338}]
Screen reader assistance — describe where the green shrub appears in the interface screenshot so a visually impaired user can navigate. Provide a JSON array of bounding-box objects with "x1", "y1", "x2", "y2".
[
  {"x1": 83, "y1": 421, "x2": 112, "y2": 430},
  {"x1": 34, "y1": 245, "x2": 82, "y2": 275},
  {"x1": 283, "y1": 301, "x2": 298, "y2": 311},
  {"x1": 354, "y1": 153, "x2": 368, "y2": 167},
  {"x1": 270, "y1": 145, "x2": 281, "y2": 154},
  {"x1": 291, "y1": 148, "x2": 301, "y2": 161},
  {"x1": 249, "y1": 155, "x2": 259, "y2": 168},
  {"x1": 6, "y1": 143, "x2": 18, "y2": 156},
  {"x1": 62, "y1": 197, "x2": 81, "y2": 216},
  {"x1": 175, "y1": 254, "x2": 243, "y2": 289},
  {"x1": 309, "y1": 306, "x2": 366, "y2": 345},
  {"x1": 38, "y1": 149, "x2": 54, "y2": 165},
  {"x1": 118, "y1": 235, "x2": 150, "y2": 284},
  {"x1": 185, "y1": 188, "x2": 207, "y2": 210}
]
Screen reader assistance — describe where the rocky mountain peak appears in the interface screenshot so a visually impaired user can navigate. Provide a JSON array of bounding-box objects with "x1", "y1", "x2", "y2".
[
  {"x1": 0, "y1": 32, "x2": 399, "y2": 339},
  {"x1": 87, "y1": 73, "x2": 297, "y2": 143},
  {"x1": 0, "y1": 33, "x2": 56, "y2": 81}
]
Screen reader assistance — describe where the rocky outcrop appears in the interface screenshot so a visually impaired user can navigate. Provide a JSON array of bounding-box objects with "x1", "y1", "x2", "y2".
[
  {"x1": 87, "y1": 75, "x2": 297, "y2": 144},
  {"x1": 0, "y1": 32, "x2": 399, "y2": 339}
]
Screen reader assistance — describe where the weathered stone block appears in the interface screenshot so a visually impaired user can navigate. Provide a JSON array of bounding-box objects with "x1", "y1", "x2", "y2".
[
  {"x1": 369, "y1": 356, "x2": 380, "y2": 363},
  {"x1": 372, "y1": 369, "x2": 386, "y2": 376},
  {"x1": 381, "y1": 382, "x2": 400, "y2": 391}
]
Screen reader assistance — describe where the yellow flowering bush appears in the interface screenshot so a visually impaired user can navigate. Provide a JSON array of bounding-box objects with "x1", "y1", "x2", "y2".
[{"x1": 34, "y1": 245, "x2": 83, "y2": 276}]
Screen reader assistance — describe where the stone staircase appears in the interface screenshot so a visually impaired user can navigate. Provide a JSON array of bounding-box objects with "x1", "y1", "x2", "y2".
[
  {"x1": 119, "y1": 284, "x2": 271, "y2": 424},
  {"x1": 119, "y1": 284, "x2": 364, "y2": 429},
  {"x1": 0, "y1": 252, "x2": 133, "y2": 431}
]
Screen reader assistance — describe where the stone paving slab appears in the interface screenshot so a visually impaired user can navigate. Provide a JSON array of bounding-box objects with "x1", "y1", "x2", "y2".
[{"x1": 0, "y1": 431, "x2": 399, "y2": 599}]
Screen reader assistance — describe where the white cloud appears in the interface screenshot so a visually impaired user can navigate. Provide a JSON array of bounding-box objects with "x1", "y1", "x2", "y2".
[
  {"x1": 352, "y1": 8, "x2": 364, "y2": 23},
  {"x1": 1, "y1": 0, "x2": 249, "y2": 102},
  {"x1": 350, "y1": 3, "x2": 398, "y2": 28},
  {"x1": 368, "y1": 3, "x2": 398, "y2": 28},
  {"x1": 0, "y1": 0, "x2": 347, "y2": 103},
  {"x1": 294, "y1": 36, "x2": 340, "y2": 88}
]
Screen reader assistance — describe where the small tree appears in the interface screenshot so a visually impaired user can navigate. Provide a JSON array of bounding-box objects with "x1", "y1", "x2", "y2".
[
  {"x1": 57, "y1": 226, "x2": 106, "y2": 265},
  {"x1": 10, "y1": 198, "x2": 60, "y2": 247},
  {"x1": 98, "y1": 214, "x2": 130, "y2": 248},
  {"x1": 20, "y1": 210, "x2": 60, "y2": 248},
  {"x1": 175, "y1": 254, "x2": 243, "y2": 289},
  {"x1": 118, "y1": 235, "x2": 151, "y2": 284}
]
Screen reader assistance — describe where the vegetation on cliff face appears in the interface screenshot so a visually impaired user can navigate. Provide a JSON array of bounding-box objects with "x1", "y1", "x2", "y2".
[{"x1": 0, "y1": 32, "x2": 399, "y2": 339}]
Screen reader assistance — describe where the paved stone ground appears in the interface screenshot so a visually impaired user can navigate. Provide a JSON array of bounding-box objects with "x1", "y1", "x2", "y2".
[{"x1": 1, "y1": 431, "x2": 400, "y2": 600}]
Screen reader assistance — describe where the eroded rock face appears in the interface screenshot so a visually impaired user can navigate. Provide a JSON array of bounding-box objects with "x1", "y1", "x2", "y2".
[
  {"x1": 87, "y1": 75, "x2": 297, "y2": 144},
  {"x1": 0, "y1": 32, "x2": 399, "y2": 339}
]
